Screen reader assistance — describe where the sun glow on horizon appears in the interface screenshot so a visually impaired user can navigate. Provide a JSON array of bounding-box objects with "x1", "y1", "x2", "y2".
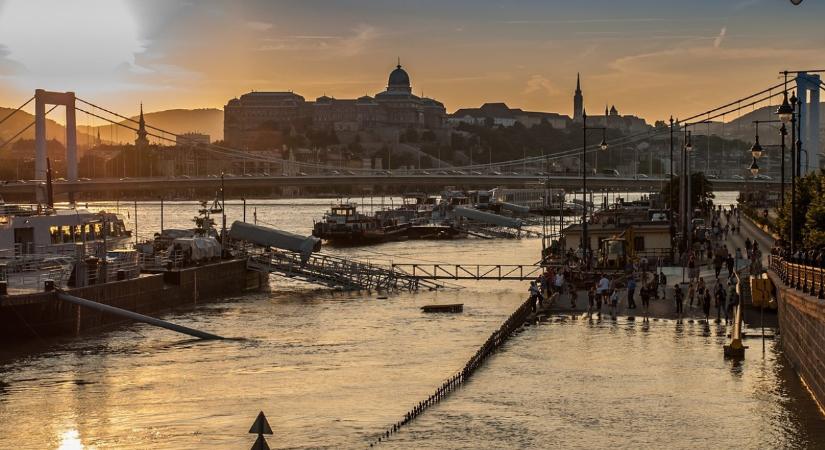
[{"x1": 0, "y1": 0, "x2": 143, "y2": 94}]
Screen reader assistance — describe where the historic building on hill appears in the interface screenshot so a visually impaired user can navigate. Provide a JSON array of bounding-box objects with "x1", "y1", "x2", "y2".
[
  {"x1": 449, "y1": 102, "x2": 570, "y2": 129},
  {"x1": 223, "y1": 63, "x2": 447, "y2": 148},
  {"x1": 448, "y1": 74, "x2": 648, "y2": 134}
]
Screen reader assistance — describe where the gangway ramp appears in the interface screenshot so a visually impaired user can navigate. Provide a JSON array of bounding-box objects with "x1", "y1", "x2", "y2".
[
  {"x1": 391, "y1": 263, "x2": 544, "y2": 281},
  {"x1": 247, "y1": 250, "x2": 445, "y2": 291}
]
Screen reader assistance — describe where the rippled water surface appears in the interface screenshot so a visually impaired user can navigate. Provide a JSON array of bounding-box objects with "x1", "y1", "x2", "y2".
[{"x1": 1, "y1": 194, "x2": 823, "y2": 449}]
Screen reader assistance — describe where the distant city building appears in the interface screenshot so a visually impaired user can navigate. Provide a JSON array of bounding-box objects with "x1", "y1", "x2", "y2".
[
  {"x1": 223, "y1": 62, "x2": 448, "y2": 148},
  {"x1": 573, "y1": 73, "x2": 583, "y2": 122},
  {"x1": 176, "y1": 132, "x2": 210, "y2": 146},
  {"x1": 449, "y1": 103, "x2": 569, "y2": 129},
  {"x1": 574, "y1": 75, "x2": 648, "y2": 133}
]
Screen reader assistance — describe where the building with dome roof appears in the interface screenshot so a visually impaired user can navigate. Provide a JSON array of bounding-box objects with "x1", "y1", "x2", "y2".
[{"x1": 223, "y1": 62, "x2": 447, "y2": 148}]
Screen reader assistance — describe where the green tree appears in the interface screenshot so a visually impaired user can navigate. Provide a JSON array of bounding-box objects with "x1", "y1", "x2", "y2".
[
  {"x1": 660, "y1": 172, "x2": 714, "y2": 214},
  {"x1": 776, "y1": 170, "x2": 825, "y2": 247}
]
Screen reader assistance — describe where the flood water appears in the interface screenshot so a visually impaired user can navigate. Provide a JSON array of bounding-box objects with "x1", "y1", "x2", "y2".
[{"x1": 1, "y1": 194, "x2": 823, "y2": 449}]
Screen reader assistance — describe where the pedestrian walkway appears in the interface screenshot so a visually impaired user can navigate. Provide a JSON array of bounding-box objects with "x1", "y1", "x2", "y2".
[{"x1": 542, "y1": 208, "x2": 754, "y2": 322}]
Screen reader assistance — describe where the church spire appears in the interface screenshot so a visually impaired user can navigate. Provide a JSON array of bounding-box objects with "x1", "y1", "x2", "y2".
[
  {"x1": 573, "y1": 73, "x2": 584, "y2": 122},
  {"x1": 135, "y1": 102, "x2": 149, "y2": 149}
]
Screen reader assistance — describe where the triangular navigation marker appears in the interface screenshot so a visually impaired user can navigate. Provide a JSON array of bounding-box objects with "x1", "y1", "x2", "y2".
[
  {"x1": 249, "y1": 411, "x2": 273, "y2": 435},
  {"x1": 251, "y1": 434, "x2": 271, "y2": 450}
]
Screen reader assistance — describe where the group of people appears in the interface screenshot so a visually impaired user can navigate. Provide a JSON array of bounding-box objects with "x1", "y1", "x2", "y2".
[{"x1": 672, "y1": 275, "x2": 740, "y2": 322}]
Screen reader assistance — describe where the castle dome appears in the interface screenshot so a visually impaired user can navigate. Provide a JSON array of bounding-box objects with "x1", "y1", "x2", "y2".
[{"x1": 387, "y1": 63, "x2": 411, "y2": 93}]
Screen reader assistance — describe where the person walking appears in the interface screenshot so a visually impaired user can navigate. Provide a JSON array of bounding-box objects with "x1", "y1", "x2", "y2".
[
  {"x1": 702, "y1": 286, "x2": 712, "y2": 321},
  {"x1": 588, "y1": 285, "x2": 598, "y2": 319},
  {"x1": 696, "y1": 278, "x2": 706, "y2": 309},
  {"x1": 658, "y1": 270, "x2": 667, "y2": 299},
  {"x1": 597, "y1": 273, "x2": 610, "y2": 308},
  {"x1": 627, "y1": 276, "x2": 637, "y2": 309},
  {"x1": 640, "y1": 285, "x2": 651, "y2": 320},
  {"x1": 727, "y1": 282, "x2": 739, "y2": 326},
  {"x1": 726, "y1": 253, "x2": 735, "y2": 277},
  {"x1": 674, "y1": 283, "x2": 684, "y2": 317},
  {"x1": 713, "y1": 253, "x2": 723, "y2": 278},
  {"x1": 714, "y1": 281, "x2": 727, "y2": 323},
  {"x1": 529, "y1": 280, "x2": 542, "y2": 309}
]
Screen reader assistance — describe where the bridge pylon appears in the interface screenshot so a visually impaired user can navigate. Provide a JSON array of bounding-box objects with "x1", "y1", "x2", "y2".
[{"x1": 34, "y1": 89, "x2": 78, "y2": 202}]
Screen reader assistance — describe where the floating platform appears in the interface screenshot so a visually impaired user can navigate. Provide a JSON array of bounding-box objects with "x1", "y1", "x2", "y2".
[{"x1": 421, "y1": 303, "x2": 463, "y2": 313}]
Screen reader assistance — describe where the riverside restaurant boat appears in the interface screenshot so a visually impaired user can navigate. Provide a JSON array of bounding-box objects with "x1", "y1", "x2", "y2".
[
  {"x1": 312, "y1": 203, "x2": 410, "y2": 244},
  {"x1": 0, "y1": 202, "x2": 131, "y2": 255}
]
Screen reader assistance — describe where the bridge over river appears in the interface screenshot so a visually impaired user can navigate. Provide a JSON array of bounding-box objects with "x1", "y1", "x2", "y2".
[{"x1": 0, "y1": 173, "x2": 775, "y2": 201}]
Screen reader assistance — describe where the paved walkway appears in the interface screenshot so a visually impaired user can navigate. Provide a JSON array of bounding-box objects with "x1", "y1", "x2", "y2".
[{"x1": 542, "y1": 209, "x2": 763, "y2": 322}]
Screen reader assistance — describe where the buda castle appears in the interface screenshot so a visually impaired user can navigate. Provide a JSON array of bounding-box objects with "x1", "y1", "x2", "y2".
[{"x1": 224, "y1": 62, "x2": 447, "y2": 149}]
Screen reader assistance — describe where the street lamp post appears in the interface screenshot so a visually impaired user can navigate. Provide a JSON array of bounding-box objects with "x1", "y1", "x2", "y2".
[{"x1": 581, "y1": 110, "x2": 608, "y2": 270}]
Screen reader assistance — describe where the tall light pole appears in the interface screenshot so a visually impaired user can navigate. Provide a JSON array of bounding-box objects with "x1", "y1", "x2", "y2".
[
  {"x1": 669, "y1": 116, "x2": 676, "y2": 262},
  {"x1": 581, "y1": 110, "x2": 608, "y2": 270}
]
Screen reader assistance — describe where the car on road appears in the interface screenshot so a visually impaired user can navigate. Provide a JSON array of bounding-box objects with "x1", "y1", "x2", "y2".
[
  {"x1": 634, "y1": 173, "x2": 649, "y2": 179},
  {"x1": 420, "y1": 170, "x2": 430, "y2": 175},
  {"x1": 730, "y1": 174, "x2": 744, "y2": 180},
  {"x1": 488, "y1": 171, "x2": 503, "y2": 176},
  {"x1": 756, "y1": 174, "x2": 772, "y2": 180},
  {"x1": 79, "y1": 177, "x2": 91, "y2": 181},
  {"x1": 706, "y1": 174, "x2": 718, "y2": 179}
]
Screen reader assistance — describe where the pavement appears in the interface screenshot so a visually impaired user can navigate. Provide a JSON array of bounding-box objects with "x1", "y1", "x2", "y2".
[{"x1": 539, "y1": 209, "x2": 771, "y2": 323}]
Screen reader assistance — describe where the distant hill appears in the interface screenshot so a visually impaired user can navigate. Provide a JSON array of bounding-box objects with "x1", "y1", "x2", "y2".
[
  {"x1": 91, "y1": 108, "x2": 224, "y2": 145},
  {"x1": 0, "y1": 106, "x2": 224, "y2": 150},
  {"x1": 687, "y1": 102, "x2": 825, "y2": 147},
  {"x1": 0, "y1": 107, "x2": 97, "y2": 150}
]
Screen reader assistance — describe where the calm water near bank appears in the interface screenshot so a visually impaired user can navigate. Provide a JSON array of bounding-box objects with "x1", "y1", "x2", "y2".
[{"x1": 1, "y1": 194, "x2": 823, "y2": 449}]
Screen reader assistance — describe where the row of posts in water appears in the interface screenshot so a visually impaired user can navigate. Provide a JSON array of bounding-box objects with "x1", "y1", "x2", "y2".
[{"x1": 368, "y1": 295, "x2": 538, "y2": 447}]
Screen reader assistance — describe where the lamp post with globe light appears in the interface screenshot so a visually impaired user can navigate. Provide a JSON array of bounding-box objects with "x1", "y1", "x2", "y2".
[{"x1": 581, "y1": 110, "x2": 608, "y2": 270}]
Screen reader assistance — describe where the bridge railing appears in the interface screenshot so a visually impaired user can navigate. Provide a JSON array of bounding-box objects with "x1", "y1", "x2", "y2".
[{"x1": 769, "y1": 254, "x2": 825, "y2": 299}]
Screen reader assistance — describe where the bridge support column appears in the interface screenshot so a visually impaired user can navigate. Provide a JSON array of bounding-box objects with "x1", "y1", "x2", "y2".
[
  {"x1": 34, "y1": 90, "x2": 47, "y2": 203},
  {"x1": 33, "y1": 89, "x2": 79, "y2": 203}
]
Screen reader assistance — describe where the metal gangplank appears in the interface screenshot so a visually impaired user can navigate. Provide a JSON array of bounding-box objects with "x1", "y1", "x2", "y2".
[
  {"x1": 460, "y1": 224, "x2": 541, "y2": 240},
  {"x1": 246, "y1": 249, "x2": 446, "y2": 291},
  {"x1": 391, "y1": 263, "x2": 544, "y2": 281}
]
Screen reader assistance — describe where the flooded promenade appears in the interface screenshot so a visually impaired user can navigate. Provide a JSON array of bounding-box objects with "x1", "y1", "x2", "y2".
[{"x1": 0, "y1": 197, "x2": 823, "y2": 449}]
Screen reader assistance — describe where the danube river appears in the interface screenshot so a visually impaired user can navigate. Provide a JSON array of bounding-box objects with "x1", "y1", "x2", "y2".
[{"x1": 0, "y1": 195, "x2": 823, "y2": 449}]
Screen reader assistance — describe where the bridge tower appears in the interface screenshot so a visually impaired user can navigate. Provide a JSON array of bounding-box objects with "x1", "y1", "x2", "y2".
[
  {"x1": 34, "y1": 89, "x2": 78, "y2": 202},
  {"x1": 796, "y1": 73, "x2": 821, "y2": 174}
]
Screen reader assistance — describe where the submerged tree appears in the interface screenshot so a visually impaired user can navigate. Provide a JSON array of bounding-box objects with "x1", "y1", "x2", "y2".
[{"x1": 660, "y1": 172, "x2": 715, "y2": 214}]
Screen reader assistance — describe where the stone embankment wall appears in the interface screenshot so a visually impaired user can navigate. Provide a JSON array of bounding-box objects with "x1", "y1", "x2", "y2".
[
  {"x1": 770, "y1": 272, "x2": 825, "y2": 410},
  {"x1": 0, "y1": 259, "x2": 265, "y2": 340}
]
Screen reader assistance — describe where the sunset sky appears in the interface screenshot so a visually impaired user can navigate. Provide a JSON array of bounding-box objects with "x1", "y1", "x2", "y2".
[{"x1": 0, "y1": 0, "x2": 823, "y2": 124}]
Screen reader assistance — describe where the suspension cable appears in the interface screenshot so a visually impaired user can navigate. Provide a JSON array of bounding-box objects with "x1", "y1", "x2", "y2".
[
  {"x1": 0, "y1": 104, "x2": 59, "y2": 151},
  {"x1": 0, "y1": 96, "x2": 35, "y2": 127}
]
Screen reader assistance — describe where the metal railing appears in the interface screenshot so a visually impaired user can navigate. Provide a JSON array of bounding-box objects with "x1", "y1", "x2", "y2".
[
  {"x1": 245, "y1": 248, "x2": 446, "y2": 292},
  {"x1": 391, "y1": 263, "x2": 545, "y2": 281},
  {"x1": 769, "y1": 255, "x2": 825, "y2": 299}
]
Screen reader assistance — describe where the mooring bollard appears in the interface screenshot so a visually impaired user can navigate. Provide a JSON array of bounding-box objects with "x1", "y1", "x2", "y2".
[
  {"x1": 248, "y1": 411, "x2": 273, "y2": 450},
  {"x1": 44, "y1": 279, "x2": 55, "y2": 292}
]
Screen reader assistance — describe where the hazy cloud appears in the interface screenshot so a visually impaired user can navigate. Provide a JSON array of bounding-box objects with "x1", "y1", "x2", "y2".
[
  {"x1": 340, "y1": 24, "x2": 378, "y2": 56},
  {"x1": 523, "y1": 74, "x2": 558, "y2": 96},
  {"x1": 246, "y1": 21, "x2": 273, "y2": 32},
  {"x1": 713, "y1": 27, "x2": 727, "y2": 48}
]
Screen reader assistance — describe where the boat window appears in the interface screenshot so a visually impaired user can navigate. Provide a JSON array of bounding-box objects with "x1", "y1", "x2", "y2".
[
  {"x1": 50, "y1": 225, "x2": 60, "y2": 244},
  {"x1": 88, "y1": 223, "x2": 96, "y2": 241},
  {"x1": 72, "y1": 225, "x2": 82, "y2": 242}
]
